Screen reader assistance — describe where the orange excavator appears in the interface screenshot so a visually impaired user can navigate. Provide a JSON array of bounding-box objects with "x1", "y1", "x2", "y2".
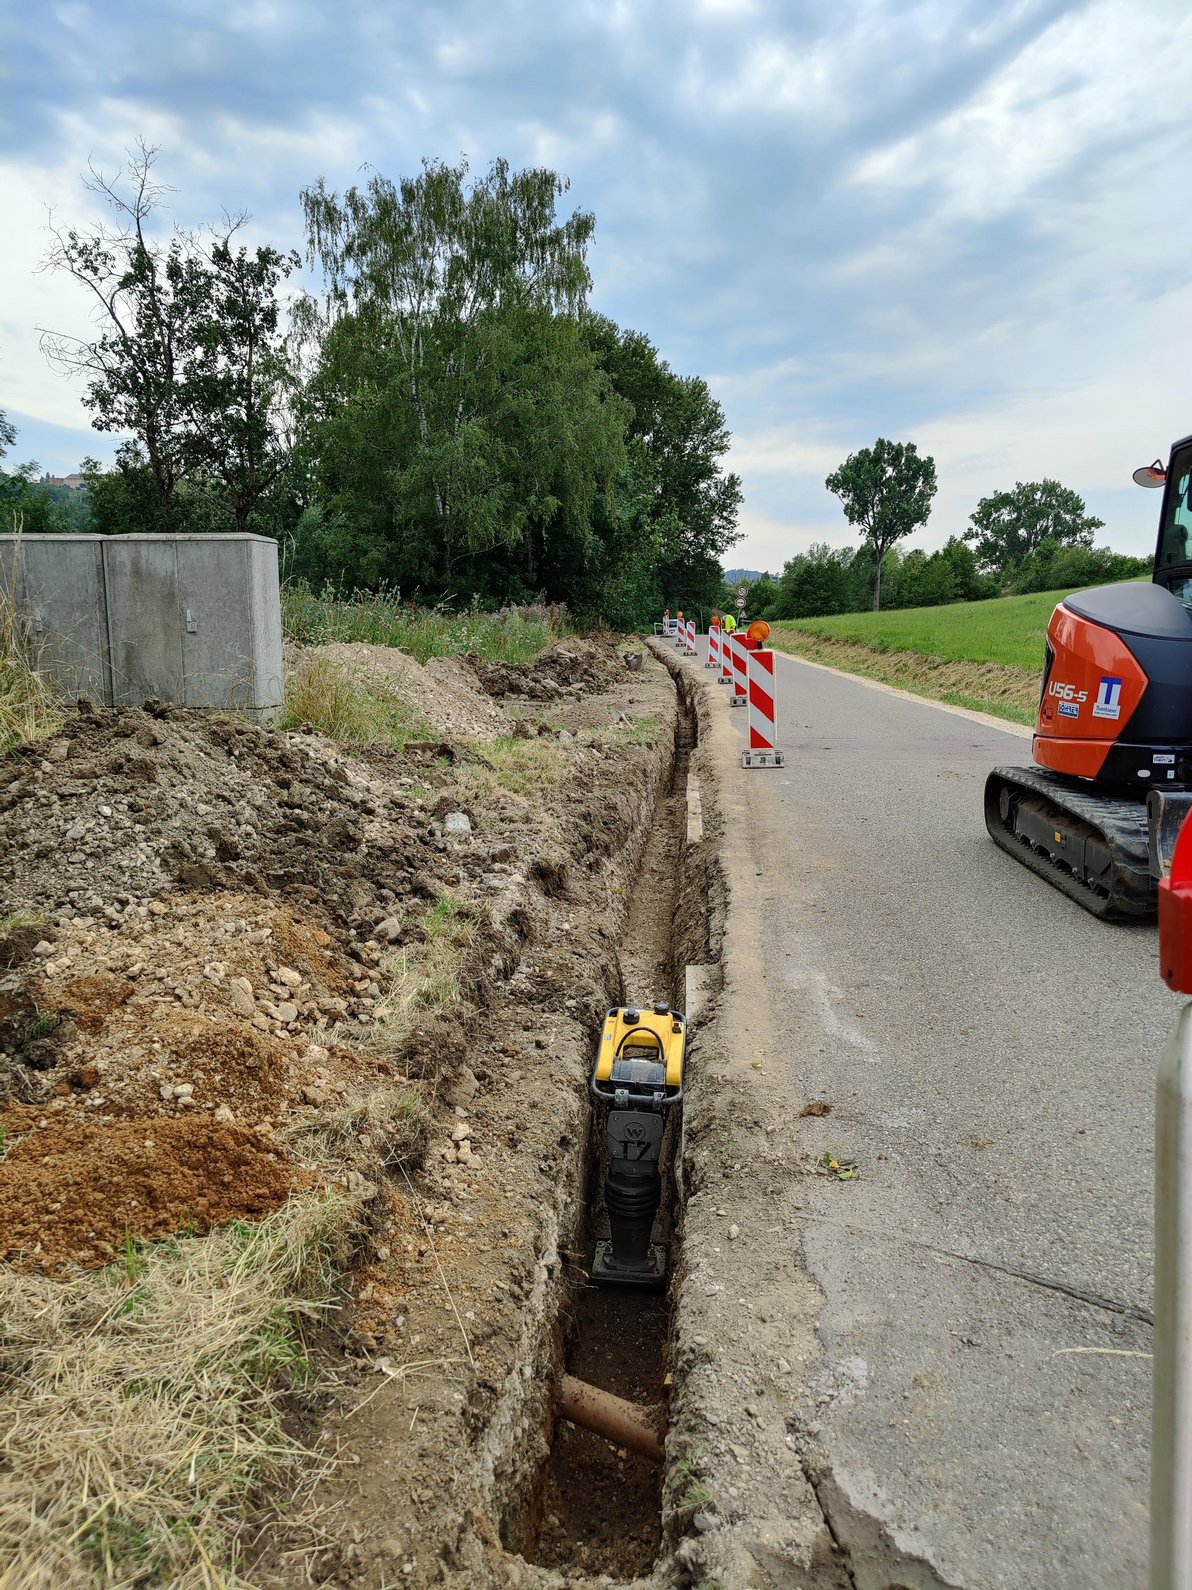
[{"x1": 985, "y1": 435, "x2": 1192, "y2": 919}]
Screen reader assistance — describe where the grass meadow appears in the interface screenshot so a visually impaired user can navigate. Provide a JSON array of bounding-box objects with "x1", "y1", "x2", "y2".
[{"x1": 767, "y1": 584, "x2": 1145, "y2": 724}]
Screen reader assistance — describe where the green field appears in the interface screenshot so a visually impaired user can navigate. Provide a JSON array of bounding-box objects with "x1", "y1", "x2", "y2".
[{"x1": 767, "y1": 583, "x2": 1142, "y2": 724}]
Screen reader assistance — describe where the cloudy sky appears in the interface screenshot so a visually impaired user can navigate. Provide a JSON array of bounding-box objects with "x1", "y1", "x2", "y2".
[{"x1": 1, "y1": 0, "x2": 1188, "y2": 570}]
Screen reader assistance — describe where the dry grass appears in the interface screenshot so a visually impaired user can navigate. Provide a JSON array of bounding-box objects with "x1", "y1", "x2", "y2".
[
  {"x1": 451, "y1": 735, "x2": 568, "y2": 803},
  {"x1": 372, "y1": 895, "x2": 482, "y2": 1045},
  {"x1": 280, "y1": 653, "x2": 429, "y2": 748},
  {"x1": 0, "y1": 1192, "x2": 359, "y2": 1589},
  {"x1": 298, "y1": 1084, "x2": 432, "y2": 1175},
  {"x1": 0, "y1": 527, "x2": 63, "y2": 756}
]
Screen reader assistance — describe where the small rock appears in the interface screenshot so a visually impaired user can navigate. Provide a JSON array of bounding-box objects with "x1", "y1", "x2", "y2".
[
  {"x1": 692, "y1": 1512, "x2": 719, "y2": 1534},
  {"x1": 159, "y1": 1084, "x2": 175, "y2": 1101},
  {"x1": 173, "y1": 1083, "x2": 194, "y2": 1099},
  {"x1": 557, "y1": 729, "x2": 574, "y2": 743},
  {"x1": 213, "y1": 1104, "x2": 235, "y2": 1124},
  {"x1": 277, "y1": 966, "x2": 302, "y2": 989},
  {"x1": 447, "y1": 1068, "x2": 479, "y2": 1106},
  {"x1": 276, "y1": 1001, "x2": 299, "y2": 1024},
  {"x1": 456, "y1": 1141, "x2": 475, "y2": 1164},
  {"x1": 228, "y1": 984, "x2": 255, "y2": 1018},
  {"x1": 47, "y1": 740, "x2": 69, "y2": 762},
  {"x1": 375, "y1": 916, "x2": 403, "y2": 943},
  {"x1": 728, "y1": 1223, "x2": 740, "y2": 1240},
  {"x1": 444, "y1": 812, "x2": 472, "y2": 837},
  {"x1": 148, "y1": 900, "x2": 168, "y2": 916},
  {"x1": 98, "y1": 804, "x2": 113, "y2": 818},
  {"x1": 450, "y1": 1122, "x2": 471, "y2": 1143},
  {"x1": 777, "y1": 1357, "x2": 793, "y2": 1375},
  {"x1": 33, "y1": 941, "x2": 54, "y2": 957}
]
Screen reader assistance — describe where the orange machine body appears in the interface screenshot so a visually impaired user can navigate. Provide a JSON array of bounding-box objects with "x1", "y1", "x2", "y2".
[{"x1": 1033, "y1": 602, "x2": 1148, "y2": 780}]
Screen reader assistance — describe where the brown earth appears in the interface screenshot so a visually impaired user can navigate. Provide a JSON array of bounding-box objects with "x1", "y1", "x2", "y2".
[{"x1": 0, "y1": 632, "x2": 700, "y2": 1588}]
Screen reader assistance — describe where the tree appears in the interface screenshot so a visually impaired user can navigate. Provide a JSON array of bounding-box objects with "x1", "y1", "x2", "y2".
[
  {"x1": 583, "y1": 316, "x2": 741, "y2": 613},
  {"x1": 298, "y1": 158, "x2": 614, "y2": 589},
  {"x1": 825, "y1": 438, "x2": 937, "y2": 610},
  {"x1": 40, "y1": 142, "x2": 298, "y2": 533},
  {"x1": 964, "y1": 479, "x2": 1103, "y2": 580}
]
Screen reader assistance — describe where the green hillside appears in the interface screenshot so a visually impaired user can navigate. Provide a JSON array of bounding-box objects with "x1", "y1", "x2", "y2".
[{"x1": 767, "y1": 582, "x2": 1145, "y2": 724}]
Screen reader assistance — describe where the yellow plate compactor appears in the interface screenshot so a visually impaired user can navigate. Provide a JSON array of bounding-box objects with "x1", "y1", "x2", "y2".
[{"x1": 590, "y1": 1004, "x2": 686, "y2": 1289}]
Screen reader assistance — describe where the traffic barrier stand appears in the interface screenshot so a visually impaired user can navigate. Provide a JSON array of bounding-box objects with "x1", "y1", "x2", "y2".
[
  {"x1": 707, "y1": 624, "x2": 720, "y2": 671},
  {"x1": 674, "y1": 616, "x2": 685, "y2": 648},
  {"x1": 685, "y1": 619, "x2": 696, "y2": 656},
  {"x1": 729, "y1": 633, "x2": 748, "y2": 707},
  {"x1": 1154, "y1": 814, "x2": 1192, "y2": 1588},
  {"x1": 741, "y1": 646, "x2": 784, "y2": 767},
  {"x1": 720, "y1": 631, "x2": 733, "y2": 685}
]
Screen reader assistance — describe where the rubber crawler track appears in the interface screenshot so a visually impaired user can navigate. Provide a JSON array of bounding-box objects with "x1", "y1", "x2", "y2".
[{"x1": 984, "y1": 765, "x2": 1155, "y2": 921}]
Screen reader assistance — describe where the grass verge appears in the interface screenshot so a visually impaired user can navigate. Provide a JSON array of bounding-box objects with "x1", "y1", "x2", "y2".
[
  {"x1": 771, "y1": 585, "x2": 1125, "y2": 669},
  {"x1": 0, "y1": 1192, "x2": 360, "y2": 1589},
  {"x1": 282, "y1": 585, "x2": 565, "y2": 665},
  {"x1": 766, "y1": 630, "x2": 1040, "y2": 725},
  {"x1": 762, "y1": 586, "x2": 1136, "y2": 724}
]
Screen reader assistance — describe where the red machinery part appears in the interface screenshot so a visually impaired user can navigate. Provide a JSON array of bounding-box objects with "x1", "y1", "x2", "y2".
[{"x1": 1160, "y1": 812, "x2": 1192, "y2": 992}]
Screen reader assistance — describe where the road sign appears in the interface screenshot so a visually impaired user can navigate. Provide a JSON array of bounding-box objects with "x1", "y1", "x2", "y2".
[{"x1": 736, "y1": 585, "x2": 747, "y2": 597}]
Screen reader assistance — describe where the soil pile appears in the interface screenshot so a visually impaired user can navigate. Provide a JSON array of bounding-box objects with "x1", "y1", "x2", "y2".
[
  {"x1": 466, "y1": 634, "x2": 627, "y2": 702},
  {"x1": 315, "y1": 642, "x2": 514, "y2": 740}
]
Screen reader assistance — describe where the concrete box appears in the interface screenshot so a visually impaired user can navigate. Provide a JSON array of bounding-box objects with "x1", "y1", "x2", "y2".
[{"x1": 0, "y1": 534, "x2": 284, "y2": 720}]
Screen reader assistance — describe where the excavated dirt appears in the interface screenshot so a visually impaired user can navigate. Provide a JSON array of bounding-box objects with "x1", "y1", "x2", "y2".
[{"x1": 1, "y1": 632, "x2": 717, "y2": 1589}]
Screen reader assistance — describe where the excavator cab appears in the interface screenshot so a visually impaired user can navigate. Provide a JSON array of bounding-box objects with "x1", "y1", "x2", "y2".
[{"x1": 1155, "y1": 442, "x2": 1192, "y2": 604}]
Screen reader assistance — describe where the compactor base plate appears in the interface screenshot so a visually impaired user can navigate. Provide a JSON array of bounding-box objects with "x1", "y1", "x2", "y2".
[{"x1": 591, "y1": 1240, "x2": 667, "y2": 1290}]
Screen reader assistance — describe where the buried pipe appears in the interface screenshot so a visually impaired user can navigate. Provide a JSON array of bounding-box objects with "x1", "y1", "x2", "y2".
[{"x1": 558, "y1": 1374, "x2": 664, "y2": 1464}]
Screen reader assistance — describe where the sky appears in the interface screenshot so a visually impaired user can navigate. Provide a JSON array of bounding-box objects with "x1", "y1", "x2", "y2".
[{"x1": 1, "y1": 0, "x2": 1189, "y2": 571}]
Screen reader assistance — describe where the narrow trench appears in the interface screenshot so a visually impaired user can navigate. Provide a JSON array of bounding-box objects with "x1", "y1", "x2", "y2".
[{"x1": 519, "y1": 688, "x2": 699, "y2": 1582}]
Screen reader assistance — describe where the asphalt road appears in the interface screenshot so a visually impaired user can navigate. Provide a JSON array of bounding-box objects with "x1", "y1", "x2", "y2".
[{"x1": 705, "y1": 639, "x2": 1176, "y2": 1589}]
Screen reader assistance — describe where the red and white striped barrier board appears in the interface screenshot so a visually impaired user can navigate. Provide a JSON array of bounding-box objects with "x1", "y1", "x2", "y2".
[
  {"x1": 674, "y1": 619, "x2": 686, "y2": 648},
  {"x1": 742, "y1": 647, "x2": 784, "y2": 768},
  {"x1": 685, "y1": 619, "x2": 696, "y2": 656},
  {"x1": 707, "y1": 624, "x2": 720, "y2": 671},
  {"x1": 729, "y1": 633, "x2": 748, "y2": 707},
  {"x1": 720, "y1": 631, "x2": 732, "y2": 685}
]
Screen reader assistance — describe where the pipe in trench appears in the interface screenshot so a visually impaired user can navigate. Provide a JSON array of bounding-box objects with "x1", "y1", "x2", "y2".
[{"x1": 558, "y1": 1373, "x2": 664, "y2": 1464}]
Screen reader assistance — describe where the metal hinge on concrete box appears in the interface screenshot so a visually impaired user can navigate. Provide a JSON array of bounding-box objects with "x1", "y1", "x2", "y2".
[{"x1": 0, "y1": 533, "x2": 284, "y2": 720}]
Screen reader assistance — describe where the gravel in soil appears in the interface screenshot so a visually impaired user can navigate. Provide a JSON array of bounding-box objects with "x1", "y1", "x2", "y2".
[{"x1": 0, "y1": 631, "x2": 688, "y2": 1588}]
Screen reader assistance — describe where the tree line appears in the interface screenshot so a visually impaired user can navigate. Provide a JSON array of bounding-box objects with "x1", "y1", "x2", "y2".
[
  {"x1": 734, "y1": 437, "x2": 1149, "y2": 622},
  {"x1": 0, "y1": 146, "x2": 740, "y2": 629}
]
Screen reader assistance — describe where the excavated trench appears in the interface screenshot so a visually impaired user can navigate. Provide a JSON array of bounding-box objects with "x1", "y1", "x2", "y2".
[{"x1": 506, "y1": 672, "x2": 705, "y2": 1582}]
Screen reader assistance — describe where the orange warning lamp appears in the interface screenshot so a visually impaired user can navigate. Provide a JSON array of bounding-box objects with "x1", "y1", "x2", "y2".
[
  {"x1": 747, "y1": 619, "x2": 770, "y2": 646},
  {"x1": 1160, "y1": 813, "x2": 1192, "y2": 992}
]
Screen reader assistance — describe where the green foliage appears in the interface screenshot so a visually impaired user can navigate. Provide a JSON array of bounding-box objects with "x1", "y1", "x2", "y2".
[
  {"x1": 964, "y1": 478, "x2": 1104, "y2": 578},
  {"x1": 1007, "y1": 538, "x2": 1149, "y2": 594},
  {"x1": 583, "y1": 316, "x2": 742, "y2": 618},
  {"x1": 42, "y1": 142, "x2": 297, "y2": 535},
  {"x1": 825, "y1": 437, "x2": 938, "y2": 610},
  {"x1": 280, "y1": 583, "x2": 564, "y2": 663},
  {"x1": 774, "y1": 582, "x2": 1138, "y2": 670}
]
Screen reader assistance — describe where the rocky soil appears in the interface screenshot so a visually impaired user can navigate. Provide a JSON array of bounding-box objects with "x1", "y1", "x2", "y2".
[{"x1": 0, "y1": 633, "x2": 717, "y2": 1588}]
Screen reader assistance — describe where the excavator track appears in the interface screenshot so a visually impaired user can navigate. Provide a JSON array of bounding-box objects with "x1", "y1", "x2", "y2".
[{"x1": 984, "y1": 766, "x2": 1155, "y2": 921}]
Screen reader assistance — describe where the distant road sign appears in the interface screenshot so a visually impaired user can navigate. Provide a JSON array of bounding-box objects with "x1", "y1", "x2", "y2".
[
  {"x1": 736, "y1": 585, "x2": 747, "y2": 597},
  {"x1": 735, "y1": 596, "x2": 746, "y2": 610}
]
